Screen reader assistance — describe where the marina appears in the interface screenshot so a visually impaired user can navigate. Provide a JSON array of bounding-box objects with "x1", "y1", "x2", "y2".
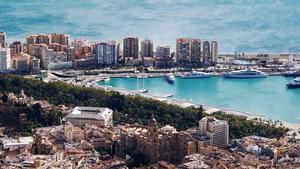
[{"x1": 98, "y1": 76, "x2": 300, "y2": 124}]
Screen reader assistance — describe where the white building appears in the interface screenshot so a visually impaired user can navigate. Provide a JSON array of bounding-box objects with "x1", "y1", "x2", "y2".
[
  {"x1": 95, "y1": 41, "x2": 119, "y2": 66},
  {"x1": 0, "y1": 48, "x2": 11, "y2": 71},
  {"x1": 198, "y1": 116, "x2": 229, "y2": 147},
  {"x1": 65, "y1": 106, "x2": 113, "y2": 128}
]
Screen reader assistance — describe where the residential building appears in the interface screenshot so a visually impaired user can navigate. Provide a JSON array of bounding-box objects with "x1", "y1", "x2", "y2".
[
  {"x1": 51, "y1": 33, "x2": 69, "y2": 45},
  {"x1": 0, "y1": 48, "x2": 11, "y2": 71},
  {"x1": 176, "y1": 38, "x2": 201, "y2": 64},
  {"x1": 65, "y1": 106, "x2": 113, "y2": 128},
  {"x1": 95, "y1": 41, "x2": 119, "y2": 66},
  {"x1": 190, "y1": 39, "x2": 201, "y2": 63},
  {"x1": 10, "y1": 41, "x2": 23, "y2": 57},
  {"x1": 156, "y1": 46, "x2": 171, "y2": 60},
  {"x1": 211, "y1": 41, "x2": 218, "y2": 64},
  {"x1": 141, "y1": 38, "x2": 153, "y2": 58},
  {"x1": 36, "y1": 34, "x2": 50, "y2": 45},
  {"x1": 123, "y1": 37, "x2": 139, "y2": 60},
  {"x1": 202, "y1": 41, "x2": 211, "y2": 65},
  {"x1": 0, "y1": 32, "x2": 6, "y2": 48},
  {"x1": 176, "y1": 38, "x2": 190, "y2": 64},
  {"x1": 11, "y1": 52, "x2": 31, "y2": 72},
  {"x1": 26, "y1": 35, "x2": 37, "y2": 52},
  {"x1": 198, "y1": 116, "x2": 229, "y2": 147}
]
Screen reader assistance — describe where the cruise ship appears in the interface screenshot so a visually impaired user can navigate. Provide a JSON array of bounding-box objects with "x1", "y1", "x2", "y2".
[
  {"x1": 283, "y1": 69, "x2": 300, "y2": 77},
  {"x1": 181, "y1": 70, "x2": 211, "y2": 78},
  {"x1": 286, "y1": 78, "x2": 300, "y2": 89},
  {"x1": 166, "y1": 74, "x2": 175, "y2": 83},
  {"x1": 223, "y1": 69, "x2": 267, "y2": 78}
]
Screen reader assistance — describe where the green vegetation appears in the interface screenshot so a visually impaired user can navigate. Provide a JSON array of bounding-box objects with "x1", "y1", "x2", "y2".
[
  {"x1": 0, "y1": 97, "x2": 62, "y2": 136},
  {"x1": 0, "y1": 75, "x2": 289, "y2": 138}
]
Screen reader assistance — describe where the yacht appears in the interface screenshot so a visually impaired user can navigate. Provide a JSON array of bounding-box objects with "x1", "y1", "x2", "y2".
[
  {"x1": 286, "y1": 78, "x2": 300, "y2": 89},
  {"x1": 223, "y1": 69, "x2": 267, "y2": 78},
  {"x1": 181, "y1": 70, "x2": 211, "y2": 78},
  {"x1": 283, "y1": 69, "x2": 300, "y2": 77},
  {"x1": 166, "y1": 74, "x2": 175, "y2": 83}
]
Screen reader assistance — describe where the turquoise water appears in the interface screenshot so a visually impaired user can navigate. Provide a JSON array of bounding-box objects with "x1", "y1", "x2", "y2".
[
  {"x1": 1, "y1": 0, "x2": 300, "y2": 52},
  {"x1": 99, "y1": 76, "x2": 300, "y2": 124}
]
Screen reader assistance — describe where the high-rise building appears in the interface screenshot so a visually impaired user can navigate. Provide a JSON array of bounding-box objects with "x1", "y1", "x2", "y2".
[
  {"x1": 123, "y1": 37, "x2": 139, "y2": 59},
  {"x1": 176, "y1": 38, "x2": 202, "y2": 64},
  {"x1": 202, "y1": 41, "x2": 211, "y2": 65},
  {"x1": 36, "y1": 34, "x2": 50, "y2": 45},
  {"x1": 156, "y1": 46, "x2": 171, "y2": 60},
  {"x1": 51, "y1": 33, "x2": 69, "y2": 45},
  {"x1": 0, "y1": 32, "x2": 6, "y2": 48},
  {"x1": 176, "y1": 38, "x2": 190, "y2": 64},
  {"x1": 95, "y1": 41, "x2": 119, "y2": 66},
  {"x1": 198, "y1": 116, "x2": 229, "y2": 147},
  {"x1": 190, "y1": 39, "x2": 201, "y2": 63},
  {"x1": 26, "y1": 35, "x2": 37, "y2": 53},
  {"x1": 211, "y1": 41, "x2": 218, "y2": 64},
  {"x1": 0, "y1": 48, "x2": 11, "y2": 71},
  {"x1": 141, "y1": 38, "x2": 153, "y2": 59},
  {"x1": 10, "y1": 41, "x2": 23, "y2": 57}
]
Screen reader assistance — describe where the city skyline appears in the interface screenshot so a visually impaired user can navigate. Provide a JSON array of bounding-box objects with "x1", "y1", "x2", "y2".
[{"x1": 1, "y1": 0, "x2": 300, "y2": 53}]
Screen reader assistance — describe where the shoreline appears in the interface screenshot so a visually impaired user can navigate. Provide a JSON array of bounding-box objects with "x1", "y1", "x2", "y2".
[
  {"x1": 46, "y1": 71, "x2": 300, "y2": 131},
  {"x1": 90, "y1": 81, "x2": 300, "y2": 131}
]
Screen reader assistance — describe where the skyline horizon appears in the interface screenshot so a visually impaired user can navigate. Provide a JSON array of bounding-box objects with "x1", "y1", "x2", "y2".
[
  {"x1": 1, "y1": 31, "x2": 300, "y2": 54},
  {"x1": 1, "y1": 0, "x2": 300, "y2": 53}
]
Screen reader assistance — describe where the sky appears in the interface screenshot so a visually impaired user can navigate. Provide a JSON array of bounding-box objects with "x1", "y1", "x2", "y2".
[{"x1": 1, "y1": 0, "x2": 300, "y2": 53}]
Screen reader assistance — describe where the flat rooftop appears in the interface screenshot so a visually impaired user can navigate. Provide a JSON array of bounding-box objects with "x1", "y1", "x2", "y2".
[{"x1": 66, "y1": 106, "x2": 112, "y2": 121}]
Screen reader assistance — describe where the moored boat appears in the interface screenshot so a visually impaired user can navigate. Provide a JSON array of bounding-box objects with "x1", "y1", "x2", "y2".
[
  {"x1": 181, "y1": 70, "x2": 211, "y2": 78},
  {"x1": 223, "y1": 69, "x2": 267, "y2": 78},
  {"x1": 286, "y1": 78, "x2": 300, "y2": 89},
  {"x1": 166, "y1": 74, "x2": 175, "y2": 83},
  {"x1": 283, "y1": 69, "x2": 300, "y2": 77}
]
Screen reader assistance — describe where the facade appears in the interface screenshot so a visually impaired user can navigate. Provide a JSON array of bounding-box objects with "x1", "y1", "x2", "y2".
[
  {"x1": 211, "y1": 41, "x2": 218, "y2": 64},
  {"x1": 202, "y1": 41, "x2": 211, "y2": 65},
  {"x1": 141, "y1": 38, "x2": 153, "y2": 58},
  {"x1": 117, "y1": 117, "x2": 197, "y2": 164},
  {"x1": 95, "y1": 41, "x2": 119, "y2": 66},
  {"x1": 26, "y1": 35, "x2": 37, "y2": 53},
  {"x1": 0, "y1": 48, "x2": 11, "y2": 71},
  {"x1": 190, "y1": 39, "x2": 201, "y2": 63},
  {"x1": 65, "y1": 106, "x2": 113, "y2": 128},
  {"x1": 10, "y1": 41, "x2": 23, "y2": 57},
  {"x1": 198, "y1": 116, "x2": 229, "y2": 147},
  {"x1": 123, "y1": 37, "x2": 139, "y2": 60},
  {"x1": 156, "y1": 46, "x2": 171, "y2": 60},
  {"x1": 36, "y1": 34, "x2": 50, "y2": 45},
  {"x1": 176, "y1": 38, "x2": 202, "y2": 64},
  {"x1": 12, "y1": 53, "x2": 31, "y2": 72},
  {"x1": 176, "y1": 38, "x2": 190, "y2": 64},
  {"x1": 50, "y1": 33, "x2": 69, "y2": 45},
  {"x1": 0, "y1": 32, "x2": 6, "y2": 48}
]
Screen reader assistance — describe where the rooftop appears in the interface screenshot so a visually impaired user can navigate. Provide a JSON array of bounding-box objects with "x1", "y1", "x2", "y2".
[{"x1": 66, "y1": 106, "x2": 113, "y2": 121}]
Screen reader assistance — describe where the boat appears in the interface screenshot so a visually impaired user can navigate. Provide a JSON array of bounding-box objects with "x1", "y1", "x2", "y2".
[
  {"x1": 166, "y1": 74, "x2": 175, "y2": 83},
  {"x1": 123, "y1": 75, "x2": 131, "y2": 78},
  {"x1": 100, "y1": 77, "x2": 110, "y2": 82},
  {"x1": 181, "y1": 70, "x2": 211, "y2": 78},
  {"x1": 223, "y1": 69, "x2": 267, "y2": 78},
  {"x1": 165, "y1": 94, "x2": 174, "y2": 98},
  {"x1": 137, "y1": 89, "x2": 148, "y2": 93},
  {"x1": 283, "y1": 69, "x2": 300, "y2": 77},
  {"x1": 103, "y1": 77, "x2": 110, "y2": 82},
  {"x1": 286, "y1": 78, "x2": 300, "y2": 89}
]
